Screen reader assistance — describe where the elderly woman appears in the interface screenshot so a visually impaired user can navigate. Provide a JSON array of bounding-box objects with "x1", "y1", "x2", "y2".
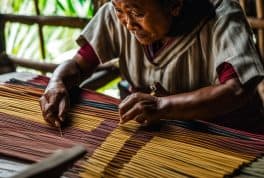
[{"x1": 40, "y1": 0, "x2": 264, "y2": 132}]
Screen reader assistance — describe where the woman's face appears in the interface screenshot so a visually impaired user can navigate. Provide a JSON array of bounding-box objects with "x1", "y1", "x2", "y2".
[{"x1": 112, "y1": 0, "x2": 177, "y2": 45}]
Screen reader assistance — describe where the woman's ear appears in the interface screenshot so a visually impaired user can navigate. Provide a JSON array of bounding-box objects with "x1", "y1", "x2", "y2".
[{"x1": 170, "y1": 0, "x2": 183, "y2": 16}]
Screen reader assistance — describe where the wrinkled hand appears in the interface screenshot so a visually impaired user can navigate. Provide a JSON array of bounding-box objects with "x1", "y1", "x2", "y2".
[
  {"x1": 39, "y1": 81, "x2": 70, "y2": 127},
  {"x1": 119, "y1": 92, "x2": 163, "y2": 126}
]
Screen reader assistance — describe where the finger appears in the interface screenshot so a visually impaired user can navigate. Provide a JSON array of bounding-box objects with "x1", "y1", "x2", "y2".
[
  {"x1": 40, "y1": 95, "x2": 53, "y2": 117},
  {"x1": 39, "y1": 95, "x2": 47, "y2": 112},
  {"x1": 119, "y1": 93, "x2": 145, "y2": 115},
  {"x1": 43, "y1": 94, "x2": 63, "y2": 120},
  {"x1": 43, "y1": 114, "x2": 52, "y2": 125},
  {"x1": 122, "y1": 100, "x2": 159, "y2": 124},
  {"x1": 145, "y1": 117, "x2": 161, "y2": 127},
  {"x1": 135, "y1": 114, "x2": 146, "y2": 124},
  {"x1": 120, "y1": 102, "x2": 146, "y2": 124},
  {"x1": 39, "y1": 96, "x2": 55, "y2": 125},
  {"x1": 45, "y1": 112, "x2": 57, "y2": 126},
  {"x1": 145, "y1": 117, "x2": 153, "y2": 126},
  {"x1": 47, "y1": 92, "x2": 63, "y2": 108},
  {"x1": 55, "y1": 120, "x2": 61, "y2": 128},
  {"x1": 58, "y1": 96, "x2": 69, "y2": 122},
  {"x1": 44, "y1": 103, "x2": 56, "y2": 116}
]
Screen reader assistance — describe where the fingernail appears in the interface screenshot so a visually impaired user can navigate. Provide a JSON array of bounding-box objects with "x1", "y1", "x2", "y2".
[
  {"x1": 46, "y1": 113, "x2": 52, "y2": 118},
  {"x1": 59, "y1": 116, "x2": 64, "y2": 122},
  {"x1": 120, "y1": 117, "x2": 126, "y2": 124},
  {"x1": 55, "y1": 120, "x2": 61, "y2": 127},
  {"x1": 119, "y1": 119, "x2": 123, "y2": 124}
]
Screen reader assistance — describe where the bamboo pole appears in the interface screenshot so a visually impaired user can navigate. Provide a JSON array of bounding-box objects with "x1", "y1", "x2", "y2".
[
  {"x1": 7, "y1": 54, "x2": 119, "y2": 74},
  {"x1": 0, "y1": 20, "x2": 6, "y2": 53},
  {"x1": 0, "y1": 14, "x2": 89, "y2": 29},
  {"x1": 256, "y1": 0, "x2": 264, "y2": 58},
  {"x1": 248, "y1": 17, "x2": 264, "y2": 29},
  {"x1": 239, "y1": 0, "x2": 246, "y2": 12},
  {"x1": 34, "y1": 0, "x2": 46, "y2": 61},
  {"x1": 9, "y1": 55, "x2": 57, "y2": 72}
]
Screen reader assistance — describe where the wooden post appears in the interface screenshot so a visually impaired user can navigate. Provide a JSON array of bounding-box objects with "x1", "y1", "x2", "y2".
[
  {"x1": 239, "y1": 0, "x2": 246, "y2": 12},
  {"x1": 0, "y1": 21, "x2": 16, "y2": 74},
  {"x1": 34, "y1": 0, "x2": 46, "y2": 61},
  {"x1": 0, "y1": 19, "x2": 6, "y2": 54},
  {"x1": 256, "y1": 0, "x2": 264, "y2": 58}
]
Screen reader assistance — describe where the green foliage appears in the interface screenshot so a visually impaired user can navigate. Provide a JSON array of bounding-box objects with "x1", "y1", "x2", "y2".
[
  {"x1": 5, "y1": 23, "x2": 41, "y2": 59},
  {"x1": 43, "y1": 26, "x2": 81, "y2": 62},
  {"x1": 1, "y1": 0, "x2": 94, "y2": 66},
  {"x1": 0, "y1": 0, "x2": 35, "y2": 15},
  {"x1": 1, "y1": 0, "x2": 118, "y2": 96}
]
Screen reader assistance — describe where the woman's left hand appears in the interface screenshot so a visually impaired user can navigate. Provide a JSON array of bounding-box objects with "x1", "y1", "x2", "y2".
[{"x1": 119, "y1": 92, "x2": 164, "y2": 126}]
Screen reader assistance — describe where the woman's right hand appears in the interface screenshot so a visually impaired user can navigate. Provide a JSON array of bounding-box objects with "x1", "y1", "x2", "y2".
[{"x1": 39, "y1": 81, "x2": 70, "y2": 127}]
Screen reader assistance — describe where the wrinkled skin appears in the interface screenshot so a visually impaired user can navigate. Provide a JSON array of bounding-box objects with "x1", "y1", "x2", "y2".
[
  {"x1": 119, "y1": 93, "x2": 161, "y2": 126},
  {"x1": 39, "y1": 81, "x2": 69, "y2": 127},
  {"x1": 119, "y1": 82, "x2": 171, "y2": 126},
  {"x1": 112, "y1": 0, "x2": 182, "y2": 45},
  {"x1": 118, "y1": 78, "x2": 254, "y2": 125},
  {"x1": 39, "y1": 55, "x2": 91, "y2": 127}
]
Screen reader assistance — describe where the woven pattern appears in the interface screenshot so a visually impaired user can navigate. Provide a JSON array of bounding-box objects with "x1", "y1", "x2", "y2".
[{"x1": 0, "y1": 77, "x2": 263, "y2": 178}]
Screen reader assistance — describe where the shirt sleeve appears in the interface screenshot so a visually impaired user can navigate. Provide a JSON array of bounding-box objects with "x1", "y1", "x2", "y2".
[
  {"x1": 77, "y1": 42, "x2": 100, "y2": 67},
  {"x1": 76, "y1": 2, "x2": 120, "y2": 63},
  {"x1": 217, "y1": 62, "x2": 238, "y2": 84},
  {"x1": 211, "y1": 0, "x2": 264, "y2": 85}
]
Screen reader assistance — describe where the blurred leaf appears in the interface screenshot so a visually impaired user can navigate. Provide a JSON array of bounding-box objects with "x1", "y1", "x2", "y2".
[
  {"x1": 56, "y1": 0, "x2": 65, "y2": 11},
  {"x1": 79, "y1": 0, "x2": 85, "y2": 5},
  {"x1": 12, "y1": 0, "x2": 23, "y2": 12},
  {"x1": 5, "y1": 0, "x2": 94, "y2": 64},
  {"x1": 87, "y1": 2, "x2": 94, "y2": 17},
  {"x1": 67, "y1": 0, "x2": 75, "y2": 14},
  {"x1": 0, "y1": 0, "x2": 11, "y2": 13},
  {"x1": 38, "y1": 0, "x2": 47, "y2": 14}
]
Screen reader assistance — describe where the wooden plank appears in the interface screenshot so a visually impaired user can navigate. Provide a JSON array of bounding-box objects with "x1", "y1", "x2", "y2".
[
  {"x1": 0, "y1": 14, "x2": 89, "y2": 29},
  {"x1": 0, "y1": 21, "x2": 6, "y2": 53},
  {"x1": 34, "y1": 0, "x2": 46, "y2": 61},
  {"x1": 248, "y1": 17, "x2": 264, "y2": 29},
  {"x1": 9, "y1": 56, "x2": 57, "y2": 73}
]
